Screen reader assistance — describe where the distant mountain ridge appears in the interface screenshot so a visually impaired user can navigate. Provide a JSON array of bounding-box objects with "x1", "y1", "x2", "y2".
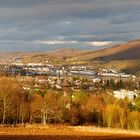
[{"x1": 0, "y1": 39, "x2": 140, "y2": 62}]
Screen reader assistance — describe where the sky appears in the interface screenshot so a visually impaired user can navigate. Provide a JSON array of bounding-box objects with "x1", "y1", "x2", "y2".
[{"x1": 0, "y1": 0, "x2": 140, "y2": 52}]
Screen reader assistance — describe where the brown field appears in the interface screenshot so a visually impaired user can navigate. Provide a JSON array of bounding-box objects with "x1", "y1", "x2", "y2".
[{"x1": 0, "y1": 125, "x2": 140, "y2": 140}]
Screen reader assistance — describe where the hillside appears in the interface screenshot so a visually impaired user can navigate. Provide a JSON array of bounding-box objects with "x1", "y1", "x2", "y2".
[
  {"x1": 94, "y1": 40, "x2": 140, "y2": 61},
  {"x1": 1, "y1": 39, "x2": 140, "y2": 62},
  {"x1": 0, "y1": 49, "x2": 85, "y2": 64},
  {"x1": 0, "y1": 39, "x2": 140, "y2": 75},
  {"x1": 76, "y1": 39, "x2": 140, "y2": 61},
  {"x1": 21, "y1": 48, "x2": 85, "y2": 63}
]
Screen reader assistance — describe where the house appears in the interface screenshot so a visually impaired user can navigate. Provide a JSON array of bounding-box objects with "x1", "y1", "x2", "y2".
[
  {"x1": 113, "y1": 90, "x2": 138, "y2": 100},
  {"x1": 93, "y1": 78, "x2": 101, "y2": 83}
]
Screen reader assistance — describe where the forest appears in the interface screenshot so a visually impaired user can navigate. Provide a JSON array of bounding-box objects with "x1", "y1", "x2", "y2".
[{"x1": 0, "y1": 77, "x2": 140, "y2": 130}]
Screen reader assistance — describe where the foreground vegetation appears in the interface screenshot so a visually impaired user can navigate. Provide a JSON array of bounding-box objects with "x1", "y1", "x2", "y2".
[
  {"x1": 0, "y1": 77, "x2": 140, "y2": 130},
  {"x1": 0, "y1": 125, "x2": 140, "y2": 140}
]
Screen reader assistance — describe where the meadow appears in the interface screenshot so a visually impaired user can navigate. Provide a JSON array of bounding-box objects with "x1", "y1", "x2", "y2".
[{"x1": 0, "y1": 125, "x2": 140, "y2": 140}]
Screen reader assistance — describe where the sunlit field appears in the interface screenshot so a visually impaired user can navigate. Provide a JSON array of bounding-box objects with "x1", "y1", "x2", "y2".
[{"x1": 0, "y1": 125, "x2": 140, "y2": 140}]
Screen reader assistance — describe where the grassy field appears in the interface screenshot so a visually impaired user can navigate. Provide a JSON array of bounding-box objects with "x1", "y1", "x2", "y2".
[{"x1": 0, "y1": 125, "x2": 140, "y2": 140}]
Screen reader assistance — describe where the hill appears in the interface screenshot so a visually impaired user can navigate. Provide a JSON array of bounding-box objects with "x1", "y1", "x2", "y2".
[
  {"x1": 76, "y1": 39, "x2": 140, "y2": 61},
  {"x1": 0, "y1": 39, "x2": 140, "y2": 75},
  {"x1": 0, "y1": 39, "x2": 140, "y2": 62}
]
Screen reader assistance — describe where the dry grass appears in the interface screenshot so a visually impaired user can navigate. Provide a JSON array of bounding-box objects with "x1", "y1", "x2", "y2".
[
  {"x1": 0, "y1": 124, "x2": 140, "y2": 136},
  {"x1": 0, "y1": 125, "x2": 140, "y2": 140}
]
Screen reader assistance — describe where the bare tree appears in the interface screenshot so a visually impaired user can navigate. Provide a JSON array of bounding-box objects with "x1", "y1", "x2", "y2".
[{"x1": 0, "y1": 77, "x2": 17, "y2": 124}]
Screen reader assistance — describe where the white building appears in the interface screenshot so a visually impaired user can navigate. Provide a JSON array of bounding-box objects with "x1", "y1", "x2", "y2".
[
  {"x1": 113, "y1": 90, "x2": 138, "y2": 100},
  {"x1": 93, "y1": 78, "x2": 101, "y2": 83},
  {"x1": 27, "y1": 63, "x2": 44, "y2": 66}
]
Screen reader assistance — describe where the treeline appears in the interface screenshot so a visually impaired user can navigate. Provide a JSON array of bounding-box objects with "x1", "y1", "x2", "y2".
[{"x1": 0, "y1": 77, "x2": 140, "y2": 130}]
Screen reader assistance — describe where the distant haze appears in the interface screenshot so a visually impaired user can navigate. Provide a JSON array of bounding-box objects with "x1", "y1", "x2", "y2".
[{"x1": 0, "y1": 0, "x2": 140, "y2": 52}]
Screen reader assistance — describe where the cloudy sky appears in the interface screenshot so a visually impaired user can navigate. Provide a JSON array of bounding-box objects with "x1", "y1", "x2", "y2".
[{"x1": 0, "y1": 0, "x2": 140, "y2": 52}]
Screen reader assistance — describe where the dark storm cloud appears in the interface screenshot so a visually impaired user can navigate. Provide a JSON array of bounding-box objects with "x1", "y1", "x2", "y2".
[
  {"x1": 0, "y1": 0, "x2": 139, "y2": 20},
  {"x1": 0, "y1": 0, "x2": 140, "y2": 51}
]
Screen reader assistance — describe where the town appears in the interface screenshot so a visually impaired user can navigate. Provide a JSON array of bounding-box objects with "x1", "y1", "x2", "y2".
[{"x1": 0, "y1": 59, "x2": 139, "y2": 101}]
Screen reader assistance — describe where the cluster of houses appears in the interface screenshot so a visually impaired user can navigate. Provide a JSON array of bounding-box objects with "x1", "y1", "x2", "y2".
[
  {"x1": 0, "y1": 62, "x2": 136, "y2": 80},
  {"x1": 0, "y1": 63, "x2": 56, "y2": 76},
  {"x1": 68, "y1": 66, "x2": 96, "y2": 76},
  {"x1": 16, "y1": 70, "x2": 140, "y2": 102},
  {"x1": 0, "y1": 57, "x2": 139, "y2": 103},
  {"x1": 20, "y1": 76, "x2": 64, "y2": 92},
  {"x1": 97, "y1": 68, "x2": 136, "y2": 78},
  {"x1": 21, "y1": 77, "x2": 139, "y2": 102}
]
